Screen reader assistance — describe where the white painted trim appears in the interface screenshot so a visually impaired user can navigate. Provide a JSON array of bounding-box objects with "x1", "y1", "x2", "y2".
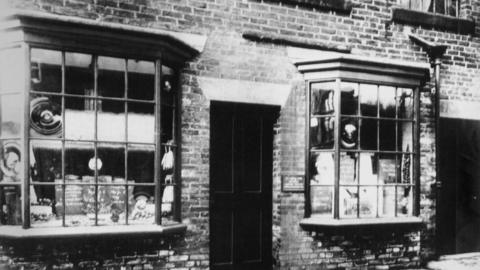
[
  {"x1": 197, "y1": 77, "x2": 290, "y2": 106},
  {"x1": 440, "y1": 100, "x2": 480, "y2": 120}
]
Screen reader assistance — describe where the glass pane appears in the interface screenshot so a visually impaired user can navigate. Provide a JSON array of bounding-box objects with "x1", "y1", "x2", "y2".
[
  {"x1": 129, "y1": 186, "x2": 155, "y2": 225},
  {"x1": 340, "y1": 118, "x2": 358, "y2": 149},
  {"x1": 162, "y1": 105, "x2": 175, "y2": 144},
  {"x1": 341, "y1": 82, "x2": 358, "y2": 115},
  {"x1": 65, "y1": 183, "x2": 95, "y2": 227},
  {"x1": 1, "y1": 94, "x2": 23, "y2": 138},
  {"x1": 398, "y1": 88, "x2": 413, "y2": 119},
  {"x1": 398, "y1": 121, "x2": 413, "y2": 152},
  {"x1": 97, "y1": 143, "x2": 125, "y2": 178},
  {"x1": 30, "y1": 95, "x2": 62, "y2": 138},
  {"x1": 397, "y1": 186, "x2": 413, "y2": 216},
  {"x1": 359, "y1": 118, "x2": 377, "y2": 150},
  {"x1": 379, "y1": 120, "x2": 396, "y2": 151},
  {"x1": 31, "y1": 184, "x2": 59, "y2": 227},
  {"x1": 310, "y1": 186, "x2": 333, "y2": 217},
  {"x1": 378, "y1": 155, "x2": 398, "y2": 184},
  {"x1": 65, "y1": 52, "x2": 94, "y2": 96},
  {"x1": 65, "y1": 142, "x2": 94, "y2": 177},
  {"x1": 0, "y1": 47, "x2": 24, "y2": 92},
  {"x1": 161, "y1": 74, "x2": 176, "y2": 106},
  {"x1": 359, "y1": 153, "x2": 377, "y2": 184},
  {"x1": 98, "y1": 100, "x2": 126, "y2": 142},
  {"x1": 310, "y1": 152, "x2": 335, "y2": 185},
  {"x1": 162, "y1": 183, "x2": 176, "y2": 225},
  {"x1": 340, "y1": 186, "x2": 358, "y2": 218},
  {"x1": 1, "y1": 140, "x2": 23, "y2": 183},
  {"x1": 400, "y1": 154, "x2": 413, "y2": 184},
  {"x1": 98, "y1": 56, "x2": 125, "y2": 98},
  {"x1": 340, "y1": 152, "x2": 358, "y2": 184},
  {"x1": 30, "y1": 48, "x2": 61, "y2": 93},
  {"x1": 310, "y1": 117, "x2": 335, "y2": 149},
  {"x1": 380, "y1": 187, "x2": 395, "y2": 217},
  {"x1": 311, "y1": 82, "x2": 336, "y2": 115},
  {"x1": 359, "y1": 186, "x2": 377, "y2": 218},
  {"x1": 379, "y1": 86, "x2": 396, "y2": 118},
  {"x1": 127, "y1": 60, "x2": 155, "y2": 101},
  {"x1": 128, "y1": 103, "x2": 154, "y2": 143},
  {"x1": 359, "y1": 84, "x2": 377, "y2": 117},
  {"x1": 65, "y1": 97, "x2": 95, "y2": 140},
  {"x1": 0, "y1": 184, "x2": 22, "y2": 225},
  {"x1": 127, "y1": 144, "x2": 155, "y2": 183}
]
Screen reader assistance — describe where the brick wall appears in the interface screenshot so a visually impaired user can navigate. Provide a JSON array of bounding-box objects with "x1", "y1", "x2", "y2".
[{"x1": 1, "y1": 0, "x2": 480, "y2": 269}]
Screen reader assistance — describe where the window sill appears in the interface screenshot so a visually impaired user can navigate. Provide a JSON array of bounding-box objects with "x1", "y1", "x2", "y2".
[
  {"x1": 277, "y1": 0, "x2": 353, "y2": 13},
  {"x1": 391, "y1": 8, "x2": 475, "y2": 35},
  {"x1": 300, "y1": 216, "x2": 423, "y2": 229},
  {"x1": 0, "y1": 223, "x2": 187, "y2": 239}
]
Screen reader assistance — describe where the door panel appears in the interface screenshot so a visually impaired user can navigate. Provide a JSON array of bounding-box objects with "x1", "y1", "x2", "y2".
[{"x1": 210, "y1": 101, "x2": 277, "y2": 270}]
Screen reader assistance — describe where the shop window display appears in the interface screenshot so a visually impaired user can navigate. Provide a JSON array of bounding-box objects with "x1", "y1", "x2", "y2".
[
  {"x1": 308, "y1": 81, "x2": 416, "y2": 219},
  {"x1": 0, "y1": 48, "x2": 180, "y2": 227}
]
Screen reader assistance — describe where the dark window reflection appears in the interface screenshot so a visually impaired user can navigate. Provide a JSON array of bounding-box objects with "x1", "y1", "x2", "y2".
[
  {"x1": 31, "y1": 49, "x2": 61, "y2": 93},
  {"x1": 128, "y1": 60, "x2": 154, "y2": 101},
  {"x1": 98, "y1": 56, "x2": 125, "y2": 98},
  {"x1": 65, "y1": 53, "x2": 94, "y2": 96}
]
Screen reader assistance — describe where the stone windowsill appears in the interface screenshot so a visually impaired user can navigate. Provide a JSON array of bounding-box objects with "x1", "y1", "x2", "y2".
[
  {"x1": 0, "y1": 223, "x2": 187, "y2": 239},
  {"x1": 277, "y1": 0, "x2": 353, "y2": 13},
  {"x1": 300, "y1": 216, "x2": 423, "y2": 228},
  {"x1": 392, "y1": 8, "x2": 475, "y2": 35}
]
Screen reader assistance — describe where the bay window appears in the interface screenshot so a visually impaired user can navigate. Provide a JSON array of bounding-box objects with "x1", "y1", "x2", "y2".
[
  {"x1": 296, "y1": 55, "x2": 429, "y2": 225},
  {"x1": 0, "y1": 10, "x2": 203, "y2": 233}
]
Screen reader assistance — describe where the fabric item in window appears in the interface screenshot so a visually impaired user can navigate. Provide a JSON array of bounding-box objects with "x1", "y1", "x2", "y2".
[
  {"x1": 311, "y1": 89, "x2": 334, "y2": 115},
  {"x1": 310, "y1": 117, "x2": 335, "y2": 149}
]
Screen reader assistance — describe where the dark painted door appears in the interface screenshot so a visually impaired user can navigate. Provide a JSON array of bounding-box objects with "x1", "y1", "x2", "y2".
[
  {"x1": 438, "y1": 118, "x2": 480, "y2": 254},
  {"x1": 210, "y1": 101, "x2": 277, "y2": 270}
]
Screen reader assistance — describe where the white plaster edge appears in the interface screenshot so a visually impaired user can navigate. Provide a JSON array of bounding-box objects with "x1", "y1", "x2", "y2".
[
  {"x1": 440, "y1": 99, "x2": 480, "y2": 120},
  {"x1": 0, "y1": 8, "x2": 207, "y2": 53},
  {"x1": 286, "y1": 47, "x2": 431, "y2": 70},
  {"x1": 197, "y1": 77, "x2": 290, "y2": 107}
]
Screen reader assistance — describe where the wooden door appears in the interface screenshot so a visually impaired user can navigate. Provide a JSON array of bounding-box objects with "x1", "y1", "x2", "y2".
[{"x1": 210, "y1": 101, "x2": 277, "y2": 270}]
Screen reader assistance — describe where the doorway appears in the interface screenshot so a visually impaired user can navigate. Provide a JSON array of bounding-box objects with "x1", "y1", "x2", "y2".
[
  {"x1": 438, "y1": 118, "x2": 480, "y2": 255},
  {"x1": 209, "y1": 101, "x2": 278, "y2": 270}
]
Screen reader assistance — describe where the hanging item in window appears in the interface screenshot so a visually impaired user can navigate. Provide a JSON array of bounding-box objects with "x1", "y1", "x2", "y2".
[
  {"x1": 341, "y1": 119, "x2": 358, "y2": 149},
  {"x1": 162, "y1": 174, "x2": 174, "y2": 215},
  {"x1": 402, "y1": 145, "x2": 411, "y2": 183},
  {"x1": 161, "y1": 141, "x2": 174, "y2": 171},
  {"x1": 30, "y1": 97, "x2": 62, "y2": 136}
]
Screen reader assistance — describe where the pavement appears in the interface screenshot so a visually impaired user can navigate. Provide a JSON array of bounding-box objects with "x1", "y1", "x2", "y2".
[{"x1": 426, "y1": 252, "x2": 480, "y2": 270}]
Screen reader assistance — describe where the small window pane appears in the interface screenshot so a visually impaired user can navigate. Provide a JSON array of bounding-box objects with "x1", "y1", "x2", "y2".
[
  {"x1": 98, "y1": 100, "x2": 126, "y2": 142},
  {"x1": 400, "y1": 154, "x2": 413, "y2": 184},
  {"x1": 359, "y1": 119, "x2": 377, "y2": 150},
  {"x1": 379, "y1": 120, "x2": 396, "y2": 151},
  {"x1": 98, "y1": 56, "x2": 125, "y2": 98},
  {"x1": 127, "y1": 60, "x2": 154, "y2": 101},
  {"x1": 64, "y1": 183, "x2": 95, "y2": 227},
  {"x1": 65, "y1": 142, "x2": 94, "y2": 177},
  {"x1": 0, "y1": 184, "x2": 22, "y2": 225},
  {"x1": 129, "y1": 186, "x2": 155, "y2": 225},
  {"x1": 340, "y1": 186, "x2": 357, "y2": 218},
  {"x1": 31, "y1": 184, "x2": 58, "y2": 227},
  {"x1": 0, "y1": 48, "x2": 24, "y2": 92},
  {"x1": 127, "y1": 144, "x2": 154, "y2": 184},
  {"x1": 97, "y1": 143, "x2": 125, "y2": 178},
  {"x1": 31, "y1": 49, "x2": 62, "y2": 93},
  {"x1": 341, "y1": 82, "x2": 358, "y2": 115},
  {"x1": 397, "y1": 186, "x2": 413, "y2": 216},
  {"x1": 378, "y1": 155, "x2": 398, "y2": 184},
  {"x1": 359, "y1": 187, "x2": 377, "y2": 218},
  {"x1": 310, "y1": 117, "x2": 335, "y2": 149},
  {"x1": 311, "y1": 82, "x2": 336, "y2": 115},
  {"x1": 340, "y1": 152, "x2": 358, "y2": 184},
  {"x1": 1, "y1": 140, "x2": 23, "y2": 183},
  {"x1": 340, "y1": 118, "x2": 358, "y2": 150},
  {"x1": 65, "y1": 97, "x2": 95, "y2": 140},
  {"x1": 310, "y1": 186, "x2": 333, "y2": 217},
  {"x1": 162, "y1": 183, "x2": 175, "y2": 224},
  {"x1": 379, "y1": 86, "x2": 396, "y2": 118},
  {"x1": 161, "y1": 74, "x2": 176, "y2": 106},
  {"x1": 162, "y1": 105, "x2": 175, "y2": 144},
  {"x1": 359, "y1": 153, "x2": 377, "y2": 184},
  {"x1": 128, "y1": 103, "x2": 154, "y2": 143},
  {"x1": 310, "y1": 152, "x2": 335, "y2": 185},
  {"x1": 66, "y1": 52, "x2": 94, "y2": 96},
  {"x1": 1, "y1": 94, "x2": 23, "y2": 138},
  {"x1": 398, "y1": 88, "x2": 413, "y2": 119},
  {"x1": 359, "y1": 84, "x2": 377, "y2": 117},
  {"x1": 398, "y1": 121, "x2": 413, "y2": 152},
  {"x1": 380, "y1": 187, "x2": 395, "y2": 217},
  {"x1": 30, "y1": 95, "x2": 62, "y2": 138}
]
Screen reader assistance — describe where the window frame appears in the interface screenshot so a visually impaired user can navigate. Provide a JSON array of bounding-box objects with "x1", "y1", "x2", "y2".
[
  {"x1": 304, "y1": 78, "x2": 421, "y2": 220},
  {"x1": 295, "y1": 55, "x2": 429, "y2": 226},
  {"x1": 0, "y1": 10, "x2": 204, "y2": 233}
]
